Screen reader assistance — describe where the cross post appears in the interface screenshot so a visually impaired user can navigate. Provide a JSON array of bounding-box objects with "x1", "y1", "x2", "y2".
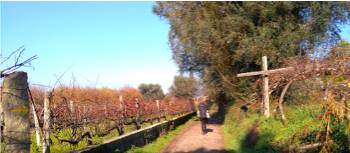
[
  {"x1": 237, "y1": 56, "x2": 294, "y2": 118},
  {"x1": 262, "y1": 56, "x2": 270, "y2": 117}
]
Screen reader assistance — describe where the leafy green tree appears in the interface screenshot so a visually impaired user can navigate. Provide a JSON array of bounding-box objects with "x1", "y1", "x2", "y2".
[
  {"x1": 154, "y1": 2, "x2": 350, "y2": 101},
  {"x1": 138, "y1": 83, "x2": 165, "y2": 101},
  {"x1": 169, "y1": 75, "x2": 198, "y2": 99}
]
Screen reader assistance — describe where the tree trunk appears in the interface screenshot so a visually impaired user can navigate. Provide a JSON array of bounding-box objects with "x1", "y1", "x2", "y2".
[
  {"x1": 278, "y1": 80, "x2": 293, "y2": 122},
  {"x1": 1, "y1": 71, "x2": 30, "y2": 153},
  {"x1": 287, "y1": 142, "x2": 323, "y2": 152}
]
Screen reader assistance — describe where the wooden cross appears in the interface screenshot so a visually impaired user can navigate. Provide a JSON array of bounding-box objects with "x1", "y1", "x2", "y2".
[{"x1": 237, "y1": 56, "x2": 293, "y2": 118}]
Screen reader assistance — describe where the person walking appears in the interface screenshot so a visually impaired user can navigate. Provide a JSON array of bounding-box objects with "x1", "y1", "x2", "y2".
[{"x1": 198, "y1": 97, "x2": 210, "y2": 135}]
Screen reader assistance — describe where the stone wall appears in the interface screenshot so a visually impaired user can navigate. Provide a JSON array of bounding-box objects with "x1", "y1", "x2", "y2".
[{"x1": 76, "y1": 112, "x2": 195, "y2": 153}]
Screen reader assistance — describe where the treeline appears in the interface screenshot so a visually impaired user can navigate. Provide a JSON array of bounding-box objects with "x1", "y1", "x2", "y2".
[
  {"x1": 153, "y1": 1, "x2": 350, "y2": 102},
  {"x1": 154, "y1": 2, "x2": 350, "y2": 152}
]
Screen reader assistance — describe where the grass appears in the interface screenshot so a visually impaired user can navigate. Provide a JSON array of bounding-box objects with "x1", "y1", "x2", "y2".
[
  {"x1": 127, "y1": 117, "x2": 194, "y2": 153},
  {"x1": 30, "y1": 127, "x2": 103, "y2": 153},
  {"x1": 223, "y1": 102, "x2": 324, "y2": 153}
]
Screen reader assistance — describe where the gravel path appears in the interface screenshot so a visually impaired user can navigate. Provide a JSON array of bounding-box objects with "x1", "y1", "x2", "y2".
[{"x1": 163, "y1": 117, "x2": 227, "y2": 153}]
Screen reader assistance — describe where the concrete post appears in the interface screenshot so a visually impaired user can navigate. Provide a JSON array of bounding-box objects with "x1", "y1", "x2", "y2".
[{"x1": 1, "y1": 71, "x2": 30, "y2": 153}]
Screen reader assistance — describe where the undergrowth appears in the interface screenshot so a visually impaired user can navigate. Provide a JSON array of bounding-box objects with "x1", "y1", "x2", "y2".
[{"x1": 223, "y1": 102, "x2": 328, "y2": 153}]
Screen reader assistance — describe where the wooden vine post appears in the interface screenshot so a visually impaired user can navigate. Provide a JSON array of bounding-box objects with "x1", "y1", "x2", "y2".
[
  {"x1": 1, "y1": 71, "x2": 30, "y2": 152},
  {"x1": 69, "y1": 100, "x2": 76, "y2": 125},
  {"x1": 30, "y1": 98, "x2": 41, "y2": 148},
  {"x1": 119, "y1": 95, "x2": 124, "y2": 117},
  {"x1": 27, "y1": 84, "x2": 42, "y2": 148},
  {"x1": 118, "y1": 95, "x2": 125, "y2": 135},
  {"x1": 156, "y1": 100, "x2": 161, "y2": 122},
  {"x1": 69, "y1": 100, "x2": 74, "y2": 113},
  {"x1": 135, "y1": 98, "x2": 141, "y2": 129},
  {"x1": 52, "y1": 101, "x2": 57, "y2": 131},
  {"x1": 43, "y1": 91, "x2": 51, "y2": 153},
  {"x1": 83, "y1": 105, "x2": 88, "y2": 131},
  {"x1": 104, "y1": 104, "x2": 107, "y2": 117},
  {"x1": 237, "y1": 56, "x2": 293, "y2": 118}
]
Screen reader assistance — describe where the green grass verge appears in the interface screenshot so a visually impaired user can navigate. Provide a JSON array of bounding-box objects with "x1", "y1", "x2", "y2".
[
  {"x1": 223, "y1": 103, "x2": 324, "y2": 153},
  {"x1": 127, "y1": 117, "x2": 194, "y2": 153}
]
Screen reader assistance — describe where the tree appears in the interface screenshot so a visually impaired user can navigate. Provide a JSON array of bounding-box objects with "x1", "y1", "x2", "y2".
[
  {"x1": 169, "y1": 75, "x2": 198, "y2": 99},
  {"x1": 138, "y1": 83, "x2": 165, "y2": 101},
  {"x1": 153, "y1": 2, "x2": 350, "y2": 101}
]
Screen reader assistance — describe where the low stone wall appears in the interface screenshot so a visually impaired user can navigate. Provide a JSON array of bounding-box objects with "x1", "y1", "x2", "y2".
[{"x1": 76, "y1": 112, "x2": 195, "y2": 153}]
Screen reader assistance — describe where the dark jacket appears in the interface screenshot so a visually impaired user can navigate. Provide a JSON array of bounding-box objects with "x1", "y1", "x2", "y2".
[{"x1": 198, "y1": 103, "x2": 207, "y2": 119}]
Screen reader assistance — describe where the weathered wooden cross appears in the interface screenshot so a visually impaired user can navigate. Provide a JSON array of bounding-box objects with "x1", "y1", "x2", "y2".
[{"x1": 237, "y1": 56, "x2": 293, "y2": 118}]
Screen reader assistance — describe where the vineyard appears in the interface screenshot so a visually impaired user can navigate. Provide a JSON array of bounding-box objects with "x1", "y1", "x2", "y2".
[
  {"x1": 25, "y1": 85, "x2": 194, "y2": 152},
  {"x1": 0, "y1": 46, "x2": 197, "y2": 153}
]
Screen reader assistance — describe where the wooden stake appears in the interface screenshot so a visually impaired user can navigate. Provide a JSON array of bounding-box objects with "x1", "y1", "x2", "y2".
[
  {"x1": 104, "y1": 104, "x2": 107, "y2": 117},
  {"x1": 69, "y1": 100, "x2": 74, "y2": 113},
  {"x1": 31, "y1": 101, "x2": 41, "y2": 148},
  {"x1": 119, "y1": 96, "x2": 124, "y2": 111},
  {"x1": 28, "y1": 87, "x2": 42, "y2": 148},
  {"x1": 83, "y1": 105, "x2": 87, "y2": 131},
  {"x1": 156, "y1": 100, "x2": 160, "y2": 122},
  {"x1": 118, "y1": 95, "x2": 125, "y2": 135},
  {"x1": 43, "y1": 91, "x2": 51, "y2": 153},
  {"x1": 135, "y1": 98, "x2": 141, "y2": 129}
]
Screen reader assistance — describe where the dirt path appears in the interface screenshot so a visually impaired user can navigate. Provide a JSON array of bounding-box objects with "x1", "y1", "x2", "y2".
[{"x1": 163, "y1": 117, "x2": 227, "y2": 153}]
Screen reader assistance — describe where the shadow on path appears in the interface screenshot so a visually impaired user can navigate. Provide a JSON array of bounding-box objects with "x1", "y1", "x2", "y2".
[
  {"x1": 239, "y1": 124, "x2": 278, "y2": 153},
  {"x1": 171, "y1": 147, "x2": 236, "y2": 153}
]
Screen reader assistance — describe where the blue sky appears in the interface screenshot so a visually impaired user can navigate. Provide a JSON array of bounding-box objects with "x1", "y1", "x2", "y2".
[
  {"x1": 1, "y1": 1, "x2": 178, "y2": 92},
  {"x1": 340, "y1": 24, "x2": 350, "y2": 41},
  {"x1": 1, "y1": 2, "x2": 350, "y2": 92}
]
